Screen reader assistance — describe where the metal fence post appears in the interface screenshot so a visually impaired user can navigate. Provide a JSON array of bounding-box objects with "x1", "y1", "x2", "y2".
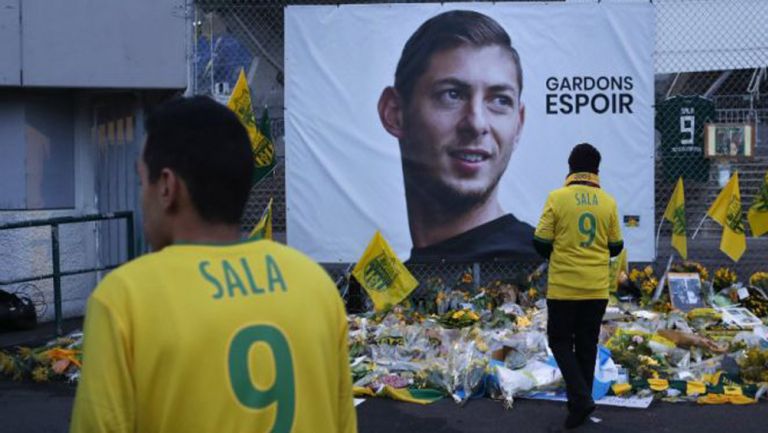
[
  {"x1": 472, "y1": 262, "x2": 481, "y2": 290},
  {"x1": 51, "y1": 224, "x2": 63, "y2": 336},
  {"x1": 126, "y1": 212, "x2": 136, "y2": 260}
]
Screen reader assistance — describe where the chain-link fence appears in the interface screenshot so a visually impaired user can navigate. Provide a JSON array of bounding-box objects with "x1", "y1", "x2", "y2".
[{"x1": 191, "y1": 0, "x2": 768, "y2": 290}]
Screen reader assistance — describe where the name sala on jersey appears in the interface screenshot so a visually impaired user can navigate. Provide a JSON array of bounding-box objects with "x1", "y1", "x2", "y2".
[
  {"x1": 198, "y1": 254, "x2": 287, "y2": 299},
  {"x1": 575, "y1": 192, "x2": 599, "y2": 207}
]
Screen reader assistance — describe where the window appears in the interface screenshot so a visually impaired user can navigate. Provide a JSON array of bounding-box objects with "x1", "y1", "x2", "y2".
[{"x1": 0, "y1": 91, "x2": 75, "y2": 210}]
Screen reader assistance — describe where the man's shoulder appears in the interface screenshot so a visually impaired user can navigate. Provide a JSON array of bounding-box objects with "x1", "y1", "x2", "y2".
[
  {"x1": 408, "y1": 214, "x2": 537, "y2": 262},
  {"x1": 549, "y1": 186, "x2": 573, "y2": 198},
  {"x1": 90, "y1": 252, "x2": 163, "y2": 301},
  {"x1": 597, "y1": 189, "x2": 618, "y2": 204}
]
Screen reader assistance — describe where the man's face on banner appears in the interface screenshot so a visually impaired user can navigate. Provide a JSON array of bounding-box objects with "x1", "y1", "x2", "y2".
[{"x1": 401, "y1": 44, "x2": 525, "y2": 205}]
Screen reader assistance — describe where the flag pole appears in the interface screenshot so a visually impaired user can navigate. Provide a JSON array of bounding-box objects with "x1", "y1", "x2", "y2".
[
  {"x1": 655, "y1": 218, "x2": 664, "y2": 256},
  {"x1": 690, "y1": 214, "x2": 709, "y2": 240},
  {"x1": 652, "y1": 253, "x2": 675, "y2": 301}
]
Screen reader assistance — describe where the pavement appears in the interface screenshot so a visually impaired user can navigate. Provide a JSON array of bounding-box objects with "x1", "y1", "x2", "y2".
[{"x1": 0, "y1": 380, "x2": 766, "y2": 433}]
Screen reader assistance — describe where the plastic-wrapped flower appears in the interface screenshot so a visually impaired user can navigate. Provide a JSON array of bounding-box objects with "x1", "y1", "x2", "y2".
[{"x1": 749, "y1": 272, "x2": 768, "y2": 290}]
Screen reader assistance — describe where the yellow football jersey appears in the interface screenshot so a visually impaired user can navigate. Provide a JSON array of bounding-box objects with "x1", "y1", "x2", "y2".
[
  {"x1": 70, "y1": 240, "x2": 356, "y2": 433},
  {"x1": 534, "y1": 176, "x2": 623, "y2": 300}
]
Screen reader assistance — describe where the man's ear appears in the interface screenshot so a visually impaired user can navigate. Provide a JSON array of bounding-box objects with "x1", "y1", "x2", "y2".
[
  {"x1": 378, "y1": 86, "x2": 406, "y2": 139},
  {"x1": 157, "y1": 168, "x2": 180, "y2": 212}
]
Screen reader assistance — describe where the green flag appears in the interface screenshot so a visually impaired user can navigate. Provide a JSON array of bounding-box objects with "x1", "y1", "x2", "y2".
[{"x1": 255, "y1": 106, "x2": 277, "y2": 183}]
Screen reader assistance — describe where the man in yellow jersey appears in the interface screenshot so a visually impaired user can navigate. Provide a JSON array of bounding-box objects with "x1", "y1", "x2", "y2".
[
  {"x1": 533, "y1": 143, "x2": 623, "y2": 429},
  {"x1": 70, "y1": 96, "x2": 357, "y2": 433}
]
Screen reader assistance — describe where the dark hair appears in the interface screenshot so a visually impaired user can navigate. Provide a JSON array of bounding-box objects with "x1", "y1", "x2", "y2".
[
  {"x1": 394, "y1": 10, "x2": 523, "y2": 103},
  {"x1": 143, "y1": 96, "x2": 253, "y2": 224},
  {"x1": 568, "y1": 143, "x2": 602, "y2": 175}
]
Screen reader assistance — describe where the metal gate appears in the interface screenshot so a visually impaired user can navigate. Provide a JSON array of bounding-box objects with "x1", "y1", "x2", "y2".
[{"x1": 91, "y1": 93, "x2": 143, "y2": 269}]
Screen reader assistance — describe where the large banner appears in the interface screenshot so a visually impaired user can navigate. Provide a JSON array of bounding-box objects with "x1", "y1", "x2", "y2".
[{"x1": 286, "y1": 2, "x2": 655, "y2": 263}]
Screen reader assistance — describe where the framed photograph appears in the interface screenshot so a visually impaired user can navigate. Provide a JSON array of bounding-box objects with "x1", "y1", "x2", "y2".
[
  {"x1": 718, "y1": 307, "x2": 763, "y2": 328},
  {"x1": 704, "y1": 123, "x2": 755, "y2": 158},
  {"x1": 667, "y1": 272, "x2": 706, "y2": 312}
]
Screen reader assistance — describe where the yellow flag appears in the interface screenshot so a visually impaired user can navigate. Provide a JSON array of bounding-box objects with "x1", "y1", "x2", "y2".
[
  {"x1": 707, "y1": 172, "x2": 746, "y2": 262},
  {"x1": 663, "y1": 177, "x2": 687, "y2": 259},
  {"x1": 248, "y1": 198, "x2": 272, "y2": 240},
  {"x1": 608, "y1": 248, "x2": 628, "y2": 292},
  {"x1": 226, "y1": 69, "x2": 276, "y2": 184},
  {"x1": 352, "y1": 231, "x2": 418, "y2": 312},
  {"x1": 747, "y1": 172, "x2": 768, "y2": 237}
]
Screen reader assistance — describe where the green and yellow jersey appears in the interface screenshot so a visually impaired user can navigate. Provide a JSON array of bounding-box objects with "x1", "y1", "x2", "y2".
[
  {"x1": 70, "y1": 240, "x2": 356, "y2": 433},
  {"x1": 534, "y1": 173, "x2": 623, "y2": 300}
]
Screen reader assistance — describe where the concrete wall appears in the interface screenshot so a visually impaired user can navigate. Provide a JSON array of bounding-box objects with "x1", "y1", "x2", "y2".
[
  {"x1": 0, "y1": 91, "x2": 101, "y2": 322},
  {"x1": 0, "y1": 0, "x2": 20, "y2": 85},
  {"x1": 1, "y1": 0, "x2": 188, "y2": 88}
]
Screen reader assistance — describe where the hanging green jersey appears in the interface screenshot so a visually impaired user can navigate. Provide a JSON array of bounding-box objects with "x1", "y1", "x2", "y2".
[{"x1": 656, "y1": 96, "x2": 715, "y2": 182}]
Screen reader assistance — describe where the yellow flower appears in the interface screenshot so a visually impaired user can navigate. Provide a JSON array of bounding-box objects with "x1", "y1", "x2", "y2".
[
  {"x1": 0, "y1": 352, "x2": 13, "y2": 374},
  {"x1": 476, "y1": 340, "x2": 489, "y2": 352},
  {"x1": 644, "y1": 266, "x2": 654, "y2": 277},
  {"x1": 31, "y1": 366, "x2": 49, "y2": 383},
  {"x1": 528, "y1": 288, "x2": 537, "y2": 299},
  {"x1": 516, "y1": 316, "x2": 532, "y2": 328},
  {"x1": 642, "y1": 279, "x2": 658, "y2": 294},
  {"x1": 17, "y1": 347, "x2": 33, "y2": 360},
  {"x1": 714, "y1": 267, "x2": 737, "y2": 289},
  {"x1": 750, "y1": 272, "x2": 768, "y2": 289},
  {"x1": 467, "y1": 311, "x2": 480, "y2": 321},
  {"x1": 452, "y1": 310, "x2": 466, "y2": 320}
]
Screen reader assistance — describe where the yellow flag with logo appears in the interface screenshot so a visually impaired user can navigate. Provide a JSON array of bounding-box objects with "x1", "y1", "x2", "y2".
[
  {"x1": 663, "y1": 177, "x2": 687, "y2": 259},
  {"x1": 747, "y1": 172, "x2": 768, "y2": 237},
  {"x1": 352, "y1": 231, "x2": 418, "y2": 312},
  {"x1": 248, "y1": 198, "x2": 272, "y2": 240},
  {"x1": 707, "y1": 172, "x2": 746, "y2": 262},
  {"x1": 226, "y1": 69, "x2": 276, "y2": 185}
]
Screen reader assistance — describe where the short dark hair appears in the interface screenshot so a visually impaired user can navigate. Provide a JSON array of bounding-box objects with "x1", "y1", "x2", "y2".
[
  {"x1": 568, "y1": 143, "x2": 602, "y2": 175},
  {"x1": 143, "y1": 96, "x2": 253, "y2": 224},
  {"x1": 394, "y1": 10, "x2": 523, "y2": 103}
]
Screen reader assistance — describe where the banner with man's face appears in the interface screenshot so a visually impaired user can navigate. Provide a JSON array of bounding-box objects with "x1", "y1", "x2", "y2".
[{"x1": 285, "y1": 2, "x2": 655, "y2": 263}]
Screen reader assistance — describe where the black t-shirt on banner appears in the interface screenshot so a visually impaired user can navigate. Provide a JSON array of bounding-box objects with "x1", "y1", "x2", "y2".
[{"x1": 408, "y1": 214, "x2": 537, "y2": 263}]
